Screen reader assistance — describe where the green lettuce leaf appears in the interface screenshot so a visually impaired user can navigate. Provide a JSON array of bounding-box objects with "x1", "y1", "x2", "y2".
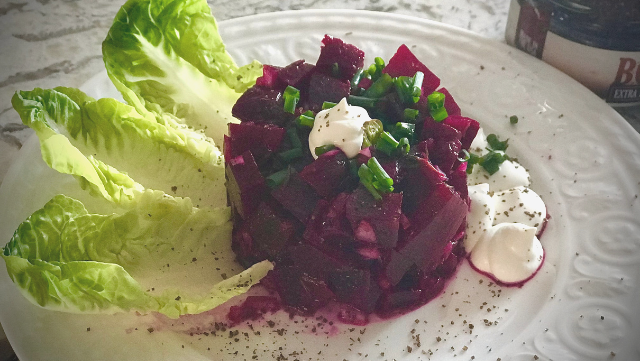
[
  {"x1": 102, "y1": 0, "x2": 262, "y2": 146},
  {"x1": 2, "y1": 194, "x2": 273, "y2": 318},
  {"x1": 11, "y1": 87, "x2": 226, "y2": 209}
]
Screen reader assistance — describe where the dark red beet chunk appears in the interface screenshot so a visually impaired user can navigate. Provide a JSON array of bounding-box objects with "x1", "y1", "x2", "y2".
[
  {"x1": 255, "y1": 65, "x2": 284, "y2": 89},
  {"x1": 226, "y1": 122, "x2": 286, "y2": 161},
  {"x1": 226, "y1": 151, "x2": 267, "y2": 219},
  {"x1": 383, "y1": 44, "x2": 441, "y2": 94},
  {"x1": 315, "y1": 35, "x2": 365, "y2": 81},
  {"x1": 345, "y1": 187, "x2": 402, "y2": 249},
  {"x1": 232, "y1": 86, "x2": 294, "y2": 126},
  {"x1": 306, "y1": 72, "x2": 351, "y2": 111},
  {"x1": 272, "y1": 170, "x2": 321, "y2": 223},
  {"x1": 299, "y1": 149, "x2": 352, "y2": 198},
  {"x1": 272, "y1": 266, "x2": 335, "y2": 313},
  {"x1": 444, "y1": 115, "x2": 480, "y2": 151},
  {"x1": 437, "y1": 87, "x2": 461, "y2": 116},
  {"x1": 279, "y1": 60, "x2": 316, "y2": 89},
  {"x1": 246, "y1": 202, "x2": 296, "y2": 257}
]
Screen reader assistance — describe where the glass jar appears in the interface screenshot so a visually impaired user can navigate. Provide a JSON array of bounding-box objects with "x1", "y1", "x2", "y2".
[{"x1": 506, "y1": 0, "x2": 640, "y2": 106}]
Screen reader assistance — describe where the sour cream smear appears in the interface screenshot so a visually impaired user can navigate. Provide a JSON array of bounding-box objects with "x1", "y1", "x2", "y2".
[
  {"x1": 464, "y1": 129, "x2": 547, "y2": 286},
  {"x1": 309, "y1": 98, "x2": 371, "y2": 159}
]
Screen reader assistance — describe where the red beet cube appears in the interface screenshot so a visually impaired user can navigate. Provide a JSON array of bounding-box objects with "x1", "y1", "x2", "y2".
[
  {"x1": 226, "y1": 151, "x2": 267, "y2": 219},
  {"x1": 316, "y1": 35, "x2": 365, "y2": 81},
  {"x1": 383, "y1": 44, "x2": 440, "y2": 94}
]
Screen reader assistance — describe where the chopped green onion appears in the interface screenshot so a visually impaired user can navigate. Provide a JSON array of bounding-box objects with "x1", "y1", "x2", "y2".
[
  {"x1": 510, "y1": 115, "x2": 519, "y2": 124},
  {"x1": 278, "y1": 148, "x2": 303, "y2": 162},
  {"x1": 403, "y1": 108, "x2": 419, "y2": 122},
  {"x1": 351, "y1": 68, "x2": 365, "y2": 92},
  {"x1": 331, "y1": 62, "x2": 341, "y2": 77},
  {"x1": 427, "y1": 91, "x2": 448, "y2": 122},
  {"x1": 266, "y1": 168, "x2": 290, "y2": 188},
  {"x1": 391, "y1": 122, "x2": 415, "y2": 143},
  {"x1": 362, "y1": 119, "x2": 384, "y2": 148},
  {"x1": 348, "y1": 95, "x2": 378, "y2": 108},
  {"x1": 481, "y1": 151, "x2": 509, "y2": 175},
  {"x1": 395, "y1": 71, "x2": 424, "y2": 105},
  {"x1": 486, "y1": 134, "x2": 509, "y2": 151},
  {"x1": 358, "y1": 164, "x2": 382, "y2": 200},
  {"x1": 458, "y1": 149, "x2": 470, "y2": 162},
  {"x1": 365, "y1": 57, "x2": 386, "y2": 81},
  {"x1": 296, "y1": 111, "x2": 315, "y2": 127},
  {"x1": 348, "y1": 159, "x2": 360, "y2": 177},
  {"x1": 314, "y1": 144, "x2": 336, "y2": 156},
  {"x1": 373, "y1": 180, "x2": 394, "y2": 192},
  {"x1": 398, "y1": 137, "x2": 410, "y2": 155},
  {"x1": 287, "y1": 127, "x2": 302, "y2": 149},
  {"x1": 322, "y1": 101, "x2": 337, "y2": 110},
  {"x1": 375, "y1": 131, "x2": 399, "y2": 155},
  {"x1": 367, "y1": 157, "x2": 392, "y2": 187},
  {"x1": 363, "y1": 73, "x2": 393, "y2": 98},
  {"x1": 283, "y1": 86, "x2": 300, "y2": 114}
]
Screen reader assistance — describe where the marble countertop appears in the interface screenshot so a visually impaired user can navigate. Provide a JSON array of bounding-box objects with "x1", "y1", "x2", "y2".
[{"x1": 0, "y1": 0, "x2": 638, "y2": 359}]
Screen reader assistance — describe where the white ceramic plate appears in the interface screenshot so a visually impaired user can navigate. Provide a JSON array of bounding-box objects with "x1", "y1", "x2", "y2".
[{"x1": 1, "y1": 9, "x2": 639, "y2": 361}]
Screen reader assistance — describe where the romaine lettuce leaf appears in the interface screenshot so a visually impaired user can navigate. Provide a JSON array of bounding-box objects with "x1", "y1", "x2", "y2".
[
  {"x1": 102, "y1": 0, "x2": 262, "y2": 146},
  {"x1": 12, "y1": 87, "x2": 226, "y2": 209},
  {"x1": 2, "y1": 194, "x2": 273, "y2": 318}
]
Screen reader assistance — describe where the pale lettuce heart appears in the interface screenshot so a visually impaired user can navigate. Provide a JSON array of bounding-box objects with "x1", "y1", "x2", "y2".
[
  {"x1": 2, "y1": 194, "x2": 273, "y2": 318},
  {"x1": 12, "y1": 87, "x2": 226, "y2": 209},
  {"x1": 102, "y1": 0, "x2": 262, "y2": 146}
]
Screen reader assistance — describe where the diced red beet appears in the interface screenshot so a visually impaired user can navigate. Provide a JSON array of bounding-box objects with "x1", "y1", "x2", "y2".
[
  {"x1": 444, "y1": 115, "x2": 479, "y2": 151},
  {"x1": 227, "y1": 122, "x2": 286, "y2": 161},
  {"x1": 231, "y1": 226, "x2": 268, "y2": 268},
  {"x1": 437, "y1": 87, "x2": 461, "y2": 116},
  {"x1": 246, "y1": 202, "x2": 296, "y2": 257},
  {"x1": 328, "y1": 267, "x2": 381, "y2": 313},
  {"x1": 303, "y1": 194, "x2": 355, "y2": 250},
  {"x1": 306, "y1": 72, "x2": 351, "y2": 111},
  {"x1": 255, "y1": 65, "x2": 284, "y2": 89},
  {"x1": 422, "y1": 121, "x2": 462, "y2": 143},
  {"x1": 232, "y1": 86, "x2": 294, "y2": 126},
  {"x1": 356, "y1": 246, "x2": 381, "y2": 260},
  {"x1": 299, "y1": 149, "x2": 351, "y2": 198},
  {"x1": 226, "y1": 151, "x2": 267, "y2": 219},
  {"x1": 383, "y1": 44, "x2": 440, "y2": 94},
  {"x1": 354, "y1": 220, "x2": 376, "y2": 243},
  {"x1": 279, "y1": 60, "x2": 316, "y2": 89},
  {"x1": 273, "y1": 266, "x2": 335, "y2": 313},
  {"x1": 448, "y1": 162, "x2": 469, "y2": 203},
  {"x1": 345, "y1": 187, "x2": 403, "y2": 249},
  {"x1": 272, "y1": 170, "x2": 320, "y2": 223},
  {"x1": 399, "y1": 185, "x2": 467, "y2": 271},
  {"x1": 355, "y1": 147, "x2": 372, "y2": 165},
  {"x1": 287, "y1": 243, "x2": 345, "y2": 279},
  {"x1": 315, "y1": 35, "x2": 365, "y2": 81},
  {"x1": 227, "y1": 296, "x2": 281, "y2": 324},
  {"x1": 377, "y1": 289, "x2": 422, "y2": 316},
  {"x1": 398, "y1": 156, "x2": 443, "y2": 216},
  {"x1": 430, "y1": 139, "x2": 462, "y2": 174}
]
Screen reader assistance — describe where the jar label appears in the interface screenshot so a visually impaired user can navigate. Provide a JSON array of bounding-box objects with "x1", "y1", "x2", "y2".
[{"x1": 514, "y1": 0, "x2": 552, "y2": 59}]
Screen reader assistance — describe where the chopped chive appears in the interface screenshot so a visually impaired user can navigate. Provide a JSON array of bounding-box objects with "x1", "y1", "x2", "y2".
[
  {"x1": 391, "y1": 122, "x2": 415, "y2": 143},
  {"x1": 278, "y1": 147, "x2": 303, "y2": 162},
  {"x1": 287, "y1": 127, "x2": 302, "y2": 149},
  {"x1": 266, "y1": 168, "x2": 290, "y2": 188},
  {"x1": 395, "y1": 71, "x2": 424, "y2": 105},
  {"x1": 510, "y1": 115, "x2": 519, "y2": 124},
  {"x1": 322, "y1": 101, "x2": 337, "y2": 110},
  {"x1": 427, "y1": 91, "x2": 448, "y2": 122},
  {"x1": 351, "y1": 68, "x2": 365, "y2": 91},
  {"x1": 398, "y1": 137, "x2": 410, "y2": 155},
  {"x1": 283, "y1": 86, "x2": 300, "y2": 114},
  {"x1": 347, "y1": 95, "x2": 378, "y2": 108},
  {"x1": 331, "y1": 62, "x2": 341, "y2": 77},
  {"x1": 314, "y1": 144, "x2": 336, "y2": 157},
  {"x1": 362, "y1": 119, "x2": 384, "y2": 148},
  {"x1": 296, "y1": 113, "x2": 315, "y2": 127},
  {"x1": 367, "y1": 157, "x2": 392, "y2": 185},
  {"x1": 373, "y1": 180, "x2": 394, "y2": 192},
  {"x1": 348, "y1": 159, "x2": 360, "y2": 177},
  {"x1": 486, "y1": 134, "x2": 509, "y2": 151},
  {"x1": 358, "y1": 164, "x2": 382, "y2": 200},
  {"x1": 363, "y1": 73, "x2": 393, "y2": 98},
  {"x1": 458, "y1": 149, "x2": 470, "y2": 162},
  {"x1": 375, "y1": 131, "x2": 399, "y2": 155},
  {"x1": 403, "y1": 108, "x2": 419, "y2": 122}
]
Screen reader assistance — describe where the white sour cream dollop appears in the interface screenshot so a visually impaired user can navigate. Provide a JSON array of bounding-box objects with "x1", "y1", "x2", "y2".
[
  {"x1": 464, "y1": 129, "x2": 547, "y2": 284},
  {"x1": 309, "y1": 98, "x2": 371, "y2": 159}
]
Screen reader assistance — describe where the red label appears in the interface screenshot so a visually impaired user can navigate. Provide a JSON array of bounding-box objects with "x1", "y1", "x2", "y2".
[
  {"x1": 608, "y1": 57, "x2": 640, "y2": 103},
  {"x1": 515, "y1": 0, "x2": 552, "y2": 58}
]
